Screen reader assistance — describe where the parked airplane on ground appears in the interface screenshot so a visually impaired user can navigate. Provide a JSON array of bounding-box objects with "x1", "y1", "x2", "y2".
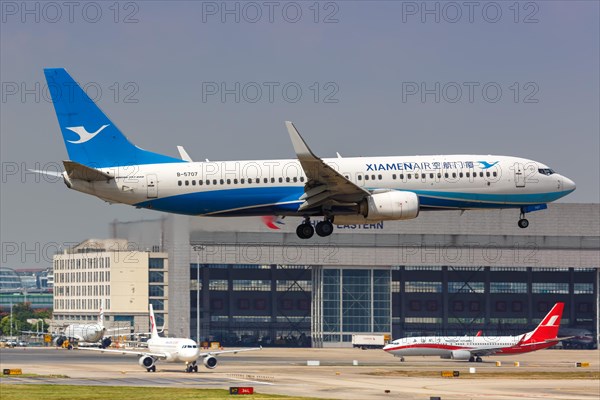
[
  {"x1": 43, "y1": 68, "x2": 576, "y2": 239},
  {"x1": 51, "y1": 305, "x2": 116, "y2": 348},
  {"x1": 81, "y1": 305, "x2": 261, "y2": 372},
  {"x1": 383, "y1": 302, "x2": 567, "y2": 362}
]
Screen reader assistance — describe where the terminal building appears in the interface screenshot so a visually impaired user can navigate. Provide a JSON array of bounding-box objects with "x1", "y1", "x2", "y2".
[{"x1": 110, "y1": 203, "x2": 599, "y2": 347}]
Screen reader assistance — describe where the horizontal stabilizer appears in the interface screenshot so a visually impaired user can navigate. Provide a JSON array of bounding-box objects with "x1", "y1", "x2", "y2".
[{"x1": 63, "y1": 160, "x2": 113, "y2": 182}]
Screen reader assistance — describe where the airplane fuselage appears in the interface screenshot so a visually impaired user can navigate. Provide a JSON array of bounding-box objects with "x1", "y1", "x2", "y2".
[
  {"x1": 147, "y1": 337, "x2": 199, "y2": 363},
  {"x1": 65, "y1": 155, "x2": 575, "y2": 219},
  {"x1": 383, "y1": 335, "x2": 557, "y2": 359}
]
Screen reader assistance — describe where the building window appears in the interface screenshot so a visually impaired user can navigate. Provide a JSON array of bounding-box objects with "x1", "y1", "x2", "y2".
[
  {"x1": 149, "y1": 285, "x2": 164, "y2": 297},
  {"x1": 276, "y1": 280, "x2": 311, "y2": 291},
  {"x1": 233, "y1": 280, "x2": 271, "y2": 291},
  {"x1": 209, "y1": 280, "x2": 228, "y2": 291},
  {"x1": 496, "y1": 301, "x2": 507, "y2": 312},
  {"x1": 404, "y1": 281, "x2": 442, "y2": 293},
  {"x1": 150, "y1": 299, "x2": 164, "y2": 310},
  {"x1": 490, "y1": 282, "x2": 527, "y2": 293},
  {"x1": 574, "y1": 283, "x2": 593, "y2": 294},
  {"x1": 149, "y1": 271, "x2": 164, "y2": 283},
  {"x1": 448, "y1": 281, "x2": 484, "y2": 293},
  {"x1": 149, "y1": 258, "x2": 164, "y2": 269},
  {"x1": 532, "y1": 282, "x2": 568, "y2": 294}
]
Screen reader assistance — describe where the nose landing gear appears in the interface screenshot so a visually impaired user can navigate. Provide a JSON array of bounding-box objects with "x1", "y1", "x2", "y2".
[{"x1": 518, "y1": 210, "x2": 529, "y2": 229}]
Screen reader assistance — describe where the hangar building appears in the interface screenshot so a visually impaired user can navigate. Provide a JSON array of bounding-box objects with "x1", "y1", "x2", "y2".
[{"x1": 112, "y1": 203, "x2": 598, "y2": 347}]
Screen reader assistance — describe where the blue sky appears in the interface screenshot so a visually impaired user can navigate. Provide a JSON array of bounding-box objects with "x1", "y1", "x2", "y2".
[{"x1": 1, "y1": 1, "x2": 598, "y2": 268}]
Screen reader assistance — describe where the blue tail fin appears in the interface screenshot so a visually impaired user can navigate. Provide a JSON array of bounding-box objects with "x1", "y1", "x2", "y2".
[{"x1": 44, "y1": 68, "x2": 182, "y2": 168}]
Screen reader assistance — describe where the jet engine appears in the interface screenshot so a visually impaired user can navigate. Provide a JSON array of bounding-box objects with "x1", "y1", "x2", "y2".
[
  {"x1": 139, "y1": 355, "x2": 156, "y2": 369},
  {"x1": 203, "y1": 356, "x2": 218, "y2": 369},
  {"x1": 449, "y1": 350, "x2": 472, "y2": 360},
  {"x1": 335, "y1": 191, "x2": 419, "y2": 225},
  {"x1": 362, "y1": 191, "x2": 419, "y2": 220}
]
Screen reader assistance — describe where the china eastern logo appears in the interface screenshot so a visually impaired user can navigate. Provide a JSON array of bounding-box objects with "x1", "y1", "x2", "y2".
[{"x1": 65, "y1": 124, "x2": 110, "y2": 144}]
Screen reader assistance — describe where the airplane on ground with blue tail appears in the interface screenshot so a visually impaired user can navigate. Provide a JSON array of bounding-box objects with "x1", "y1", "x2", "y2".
[{"x1": 42, "y1": 68, "x2": 576, "y2": 239}]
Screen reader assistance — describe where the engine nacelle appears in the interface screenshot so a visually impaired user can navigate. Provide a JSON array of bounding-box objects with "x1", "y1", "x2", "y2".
[
  {"x1": 449, "y1": 350, "x2": 472, "y2": 360},
  {"x1": 203, "y1": 356, "x2": 218, "y2": 369},
  {"x1": 361, "y1": 191, "x2": 419, "y2": 221},
  {"x1": 139, "y1": 355, "x2": 156, "y2": 369}
]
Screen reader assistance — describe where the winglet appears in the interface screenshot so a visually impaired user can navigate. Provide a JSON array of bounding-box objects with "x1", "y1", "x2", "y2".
[
  {"x1": 177, "y1": 146, "x2": 193, "y2": 162},
  {"x1": 285, "y1": 121, "x2": 318, "y2": 160}
]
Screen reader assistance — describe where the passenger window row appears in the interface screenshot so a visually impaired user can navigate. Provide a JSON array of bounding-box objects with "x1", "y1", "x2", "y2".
[
  {"x1": 178, "y1": 176, "x2": 306, "y2": 187},
  {"x1": 357, "y1": 171, "x2": 497, "y2": 181}
]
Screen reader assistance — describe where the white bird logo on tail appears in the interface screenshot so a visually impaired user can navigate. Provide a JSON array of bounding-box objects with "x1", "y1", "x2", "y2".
[{"x1": 65, "y1": 124, "x2": 109, "y2": 144}]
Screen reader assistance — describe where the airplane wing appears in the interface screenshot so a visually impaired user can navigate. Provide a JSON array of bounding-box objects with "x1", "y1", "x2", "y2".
[
  {"x1": 200, "y1": 346, "x2": 262, "y2": 357},
  {"x1": 77, "y1": 347, "x2": 168, "y2": 359},
  {"x1": 285, "y1": 121, "x2": 369, "y2": 211}
]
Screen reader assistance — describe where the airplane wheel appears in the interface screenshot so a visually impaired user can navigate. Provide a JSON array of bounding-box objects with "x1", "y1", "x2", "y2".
[
  {"x1": 476, "y1": 357, "x2": 482, "y2": 362},
  {"x1": 151, "y1": 366, "x2": 156, "y2": 372},
  {"x1": 194, "y1": 365, "x2": 198, "y2": 372},
  {"x1": 400, "y1": 357, "x2": 405, "y2": 362},
  {"x1": 518, "y1": 218, "x2": 529, "y2": 229},
  {"x1": 469, "y1": 356, "x2": 475, "y2": 362},
  {"x1": 296, "y1": 223, "x2": 314, "y2": 239},
  {"x1": 315, "y1": 221, "x2": 334, "y2": 237}
]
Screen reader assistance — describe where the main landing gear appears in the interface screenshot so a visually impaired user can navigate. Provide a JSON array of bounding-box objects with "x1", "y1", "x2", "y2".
[
  {"x1": 185, "y1": 361, "x2": 198, "y2": 373},
  {"x1": 469, "y1": 356, "x2": 483, "y2": 362},
  {"x1": 296, "y1": 217, "x2": 334, "y2": 239}
]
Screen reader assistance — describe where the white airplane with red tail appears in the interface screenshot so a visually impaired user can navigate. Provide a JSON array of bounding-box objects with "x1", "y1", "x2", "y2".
[{"x1": 384, "y1": 302, "x2": 567, "y2": 362}]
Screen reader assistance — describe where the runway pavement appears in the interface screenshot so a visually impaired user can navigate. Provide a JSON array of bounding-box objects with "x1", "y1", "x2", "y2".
[{"x1": 1, "y1": 347, "x2": 598, "y2": 399}]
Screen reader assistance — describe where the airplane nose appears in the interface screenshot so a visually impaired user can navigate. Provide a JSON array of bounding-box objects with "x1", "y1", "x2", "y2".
[{"x1": 562, "y1": 176, "x2": 576, "y2": 192}]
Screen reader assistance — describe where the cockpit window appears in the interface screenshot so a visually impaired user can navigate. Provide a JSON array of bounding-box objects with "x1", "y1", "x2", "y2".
[{"x1": 538, "y1": 168, "x2": 555, "y2": 176}]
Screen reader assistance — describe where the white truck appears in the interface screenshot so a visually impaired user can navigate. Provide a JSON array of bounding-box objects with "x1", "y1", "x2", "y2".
[{"x1": 352, "y1": 334, "x2": 391, "y2": 349}]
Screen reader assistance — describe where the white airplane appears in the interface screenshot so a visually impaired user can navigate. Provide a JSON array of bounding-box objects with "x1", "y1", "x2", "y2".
[
  {"x1": 42, "y1": 69, "x2": 576, "y2": 239},
  {"x1": 383, "y1": 302, "x2": 566, "y2": 362},
  {"x1": 51, "y1": 305, "x2": 115, "y2": 349},
  {"x1": 81, "y1": 305, "x2": 261, "y2": 372}
]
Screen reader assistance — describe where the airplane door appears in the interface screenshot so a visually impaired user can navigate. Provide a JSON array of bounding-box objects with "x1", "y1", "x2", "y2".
[
  {"x1": 146, "y1": 174, "x2": 158, "y2": 198},
  {"x1": 514, "y1": 164, "x2": 525, "y2": 188}
]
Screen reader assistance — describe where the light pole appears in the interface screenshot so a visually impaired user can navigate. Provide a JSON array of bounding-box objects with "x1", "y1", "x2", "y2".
[{"x1": 192, "y1": 245, "x2": 205, "y2": 345}]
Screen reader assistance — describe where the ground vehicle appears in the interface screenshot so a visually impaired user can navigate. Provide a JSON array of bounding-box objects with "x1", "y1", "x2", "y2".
[{"x1": 352, "y1": 334, "x2": 391, "y2": 349}]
